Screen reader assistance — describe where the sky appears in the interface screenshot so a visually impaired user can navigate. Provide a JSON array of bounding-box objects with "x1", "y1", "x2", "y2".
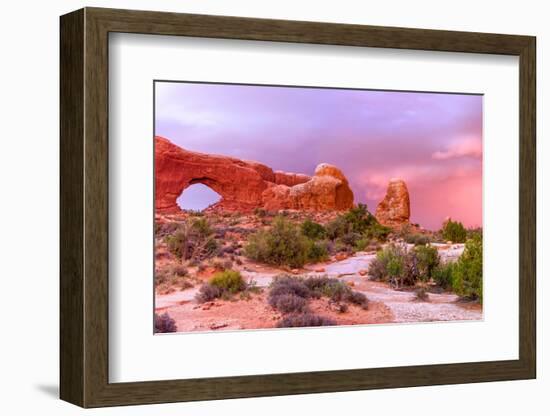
[{"x1": 155, "y1": 81, "x2": 482, "y2": 230}]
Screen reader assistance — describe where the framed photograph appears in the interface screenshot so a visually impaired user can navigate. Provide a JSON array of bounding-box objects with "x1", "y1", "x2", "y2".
[{"x1": 60, "y1": 7, "x2": 536, "y2": 408}]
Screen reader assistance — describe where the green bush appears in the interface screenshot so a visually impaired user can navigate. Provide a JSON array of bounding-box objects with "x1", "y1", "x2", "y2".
[
  {"x1": 325, "y1": 204, "x2": 390, "y2": 253},
  {"x1": 432, "y1": 262, "x2": 455, "y2": 289},
  {"x1": 307, "y1": 240, "x2": 330, "y2": 263},
  {"x1": 301, "y1": 219, "x2": 326, "y2": 240},
  {"x1": 467, "y1": 227, "x2": 483, "y2": 240},
  {"x1": 325, "y1": 216, "x2": 348, "y2": 240},
  {"x1": 326, "y1": 204, "x2": 374, "y2": 238},
  {"x1": 404, "y1": 233, "x2": 431, "y2": 245},
  {"x1": 363, "y1": 222, "x2": 392, "y2": 241},
  {"x1": 354, "y1": 237, "x2": 370, "y2": 251},
  {"x1": 368, "y1": 244, "x2": 407, "y2": 282},
  {"x1": 195, "y1": 270, "x2": 246, "y2": 303},
  {"x1": 441, "y1": 219, "x2": 467, "y2": 243},
  {"x1": 452, "y1": 234, "x2": 483, "y2": 301},
  {"x1": 368, "y1": 244, "x2": 440, "y2": 287},
  {"x1": 165, "y1": 218, "x2": 218, "y2": 260},
  {"x1": 245, "y1": 216, "x2": 327, "y2": 268},
  {"x1": 414, "y1": 245, "x2": 439, "y2": 280},
  {"x1": 209, "y1": 270, "x2": 246, "y2": 294}
]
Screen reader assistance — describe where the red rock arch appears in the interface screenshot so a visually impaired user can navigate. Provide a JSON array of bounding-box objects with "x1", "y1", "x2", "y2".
[
  {"x1": 156, "y1": 136, "x2": 277, "y2": 212},
  {"x1": 155, "y1": 136, "x2": 354, "y2": 213}
]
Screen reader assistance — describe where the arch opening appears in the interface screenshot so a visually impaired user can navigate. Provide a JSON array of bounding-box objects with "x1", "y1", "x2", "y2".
[{"x1": 176, "y1": 183, "x2": 222, "y2": 212}]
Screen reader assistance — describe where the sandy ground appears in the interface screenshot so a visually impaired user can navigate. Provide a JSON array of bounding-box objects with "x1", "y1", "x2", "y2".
[
  {"x1": 156, "y1": 291, "x2": 393, "y2": 332},
  {"x1": 156, "y1": 247, "x2": 482, "y2": 333}
]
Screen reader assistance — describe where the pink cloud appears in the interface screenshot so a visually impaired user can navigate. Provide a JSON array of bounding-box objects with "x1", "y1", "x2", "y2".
[{"x1": 432, "y1": 137, "x2": 482, "y2": 160}]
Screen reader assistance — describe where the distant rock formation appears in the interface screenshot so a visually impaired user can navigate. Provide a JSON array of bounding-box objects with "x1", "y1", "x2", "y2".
[
  {"x1": 155, "y1": 136, "x2": 354, "y2": 213},
  {"x1": 375, "y1": 178, "x2": 410, "y2": 227}
]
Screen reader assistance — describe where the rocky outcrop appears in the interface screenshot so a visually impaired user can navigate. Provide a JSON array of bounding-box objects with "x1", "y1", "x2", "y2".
[
  {"x1": 262, "y1": 163, "x2": 354, "y2": 211},
  {"x1": 375, "y1": 178, "x2": 410, "y2": 227},
  {"x1": 155, "y1": 136, "x2": 354, "y2": 212}
]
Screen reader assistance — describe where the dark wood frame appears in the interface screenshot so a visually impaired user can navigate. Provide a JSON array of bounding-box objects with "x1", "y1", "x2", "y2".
[{"x1": 60, "y1": 7, "x2": 536, "y2": 408}]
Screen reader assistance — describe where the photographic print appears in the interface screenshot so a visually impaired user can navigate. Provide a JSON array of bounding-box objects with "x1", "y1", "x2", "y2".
[{"x1": 154, "y1": 81, "x2": 483, "y2": 334}]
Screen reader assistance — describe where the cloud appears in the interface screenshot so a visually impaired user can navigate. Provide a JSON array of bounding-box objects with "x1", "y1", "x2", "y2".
[{"x1": 432, "y1": 137, "x2": 482, "y2": 160}]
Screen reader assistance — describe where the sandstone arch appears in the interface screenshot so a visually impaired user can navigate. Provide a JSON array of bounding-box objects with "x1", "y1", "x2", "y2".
[{"x1": 155, "y1": 136, "x2": 354, "y2": 213}]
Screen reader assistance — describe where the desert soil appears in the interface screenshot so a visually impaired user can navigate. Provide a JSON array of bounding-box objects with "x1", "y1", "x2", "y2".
[{"x1": 156, "y1": 247, "x2": 482, "y2": 333}]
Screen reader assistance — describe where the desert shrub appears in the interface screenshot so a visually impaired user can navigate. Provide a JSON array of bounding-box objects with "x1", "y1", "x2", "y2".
[
  {"x1": 156, "y1": 221, "x2": 180, "y2": 237},
  {"x1": 301, "y1": 219, "x2": 326, "y2": 240},
  {"x1": 195, "y1": 283, "x2": 222, "y2": 303},
  {"x1": 367, "y1": 257, "x2": 387, "y2": 281},
  {"x1": 165, "y1": 218, "x2": 219, "y2": 261},
  {"x1": 269, "y1": 293, "x2": 308, "y2": 313},
  {"x1": 209, "y1": 270, "x2": 246, "y2": 294},
  {"x1": 364, "y1": 223, "x2": 392, "y2": 241},
  {"x1": 368, "y1": 244, "x2": 423, "y2": 287},
  {"x1": 354, "y1": 237, "x2": 370, "y2": 252},
  {"x1": 269, "y1": 275, "x2": 312, "y2": 299},
  {"x1": 441, "y1": 219, "x2": 467, "y2": 243},
  {"x1": 413, "y1": 287, "x2": 430, "y2": 302},
  {"x1": 452, "y1": 234, "x2": 483, "y2": 301},
  {"x1": 325, "y1": 216, "x2": 348, "y2": 240},
  {"x1": 171, "y1": 264, "x2": 188, "y2": 277},
  {"x1": 303, "y1": 276, "x2": 368, "y2": 309},
  {"x1": 405, "y1": 233, "x2": 431, "y2": 245},
  {"x1": 414, "y1": 245, "x2": 440, "y2": 280},
  {"x1": 154, "y1": 269, "x2": 169, "y2": 286},
  {"x1": 155, "y1": 265, "x2": 193, "y2": 293},
  {"x1": 340, "y1": 232, "x2": 361, "y2": 247},
  {"x1": 245, "y1": 216, "x2": 326, "y2": 268},
  {"x1": 304, "y1": 276, "x2": 344, "y2": 298},
  {"x1": 432, "y1": 262, "x2": 455, "y2": 289},
  {"x1": 211, "y1": 259, "x2": 233, "y2": 271},
  {"x1": 326, "y1": 204, "x2": 390, "y2": 245},
  {"x1": 402, "y1": 251, "x2": 421, "y2": 286},
  {"x1": 195, "y1": 271, "x2": 246, "y2": 303},
  {"x1": 154, "y1": 312, "x2": 177, "y2": 333},
  {"x1": 346, "y1": 290, "x2": 369, "y2": 309},
  {"x1": 467, "y1": 227, "x2": 483, "y2": 240},
  {"x1": 277, "y1": 313, "x2": 337, "y2": 328},
  {"x1": 342, "y1": 204, "x2": 376, "y2": 233},
  {"x1": 325, "y1": 204, "x2": 368, "y2": 238},
  {"x1": 307, "y1": 240, "x2": 330, "y2": 262}
]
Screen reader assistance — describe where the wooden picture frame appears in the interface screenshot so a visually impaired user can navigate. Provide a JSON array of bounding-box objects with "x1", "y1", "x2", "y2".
[{"x1": 60, "y1": 7, "x2": 536, "y2": 408}]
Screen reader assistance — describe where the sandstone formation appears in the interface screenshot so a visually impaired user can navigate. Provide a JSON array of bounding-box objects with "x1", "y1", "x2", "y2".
[
  {"x1": 262, "y1": 163, "x2": 354, "y2": 211},
  {"x1": 375, "y1": 178, "x2": 410, "y2": 227},
  {"x1": 155, "y1": 136, "x2": 354, "y2": 212}
]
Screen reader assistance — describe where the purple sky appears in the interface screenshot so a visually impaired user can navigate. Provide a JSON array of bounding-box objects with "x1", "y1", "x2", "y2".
[{"x1": 155, "y1": 82, "x2": 482, "y2": 230}]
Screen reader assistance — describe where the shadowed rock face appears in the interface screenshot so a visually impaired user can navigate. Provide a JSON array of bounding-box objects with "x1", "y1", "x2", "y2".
[
  {"x1": 375, "y1": 178, "x2": 410, "y2": 227},
  {"x1": 155, "y1": 136, "x2": 354, "y2": 212}
]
